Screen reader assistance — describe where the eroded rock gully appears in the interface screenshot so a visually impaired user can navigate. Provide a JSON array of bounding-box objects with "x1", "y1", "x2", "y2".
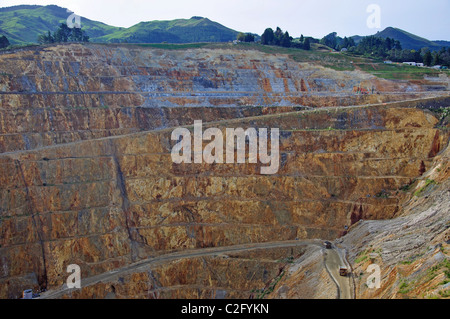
[{"x1": 0, "y1": 44, "x2": 448, "y2": 298}]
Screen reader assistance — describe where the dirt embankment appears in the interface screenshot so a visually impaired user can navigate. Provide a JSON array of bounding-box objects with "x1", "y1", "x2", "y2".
[
  {"x1": 267, "y1": 144, "x2": 449, "y2": 300},
  {"x1": 341, "y1": 144, "x2": 450, "y2": 299}
]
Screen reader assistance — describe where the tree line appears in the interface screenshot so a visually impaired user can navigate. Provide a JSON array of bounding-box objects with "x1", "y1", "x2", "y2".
[
  {"x1": 257, "y1": 27, "x2": 358, "y2": 51},
  {"x1": 354, "y1": 35, "x2": 450, "y2": 67},
  {"x1": 37, "y1": 23, "x2": 89, "y2": 44},
  {"x1": 387, "y1": 47, "x2": 450, "y2": 67},
  {"x1": 319, "y1": 31, "x2": 450, "y2": 67},
  {"x1": 0, "y1": 35, "x2": 10, "y2": 49},
  {"x1": 253, "y1": 27, "x2": 449, "y2": 67},
  {"x1": 237, "y1": 32, "x2": 255, "y2": 43},
  {"x1": 235, "y1": 27, "x2": 313, "y2": 50},
  {"x1": 260, "y1": 27, "x2": 312, "y2": 50}
]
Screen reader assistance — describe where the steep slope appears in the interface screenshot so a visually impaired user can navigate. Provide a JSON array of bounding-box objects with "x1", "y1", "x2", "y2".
[
  {"x1": 268, "y1": 141, "x2": 450, "y2": 299},
  {"x1": 96, "y1": 17, "x2": 239, "y2": 44},
  {"x1": 0, "y1": 100, "x2": 448, "y2": 298},
  {"x1": 342, "y1": 144, "x2": 450, "y2": 299},
  {"x1": 352, "y1": 27, "x2": 450, "y2": 51},
  {"x1": 0, "y1": 44, "x2": 448, "y2": 299},
  {"x1": 374, "y1": 27, "x2": 440, "y2": 50},
  {"x1": 434, "y1": 41, "x2": 450, "y2": 48},
  {"x1": 0, "y1": 5, "x2": 120, "y2": 45},
  {"x1": 0, "y1": 43, "x2": 436, "y2": 153},
  {"x1": 0, "y1": 5, "x2": 238, "y2": 45}
]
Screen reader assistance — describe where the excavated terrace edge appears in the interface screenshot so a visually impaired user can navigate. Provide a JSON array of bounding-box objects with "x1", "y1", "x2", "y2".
[{"x1": 1, "y1": 94, "x2": 448, "y2": 158}]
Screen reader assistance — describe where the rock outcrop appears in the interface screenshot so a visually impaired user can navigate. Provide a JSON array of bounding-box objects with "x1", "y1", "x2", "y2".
[
  {"x1": 0, "y1": 44, "x2": 448, "y2": 298},
  {"x1": 1, "y1": 102, "x2": 448, "y2": 298},
  {"x1": 341, "y1": 144, "x2": 450, "y2": 299},
  {"x1": 0, "y1": 44, "x2": 439, "y2": 153},
  {"x1": 266, "y1": 136, "x2": 450, "y2": 299}
]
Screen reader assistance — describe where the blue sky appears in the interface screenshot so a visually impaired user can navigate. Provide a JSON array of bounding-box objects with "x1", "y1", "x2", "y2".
[{"x1": 1, "y1": 0, "x2": 449, "y2": 40}]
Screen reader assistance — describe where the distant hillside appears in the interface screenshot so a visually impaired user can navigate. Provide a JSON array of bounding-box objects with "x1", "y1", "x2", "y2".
[
  {"x1": 2, "y1": 5, "x2": 448, "y2": 49},
  {"x1": 0, "y1": 5, "x2": 239, "y2": 45},
  {"x1": 0, "y1": 5, "x2": 120, "y2": 44},
  {"x1": 434, "y1": 40, "x2": 450, "y2": 48},
  {"x1": 96, "y1": 17, "x2": 239, "y2": 43},
  {"x1": 352, "y1": 27, "x2": 450, "y2": 51}
]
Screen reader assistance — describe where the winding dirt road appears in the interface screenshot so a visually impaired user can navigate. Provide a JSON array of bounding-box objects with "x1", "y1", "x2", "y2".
[
  {"x1": 39, "y1": 239, "x2": 353, "y2": 299},
  {"x1": 323, "y1": 247, "x2": 354, "y2": 299}
]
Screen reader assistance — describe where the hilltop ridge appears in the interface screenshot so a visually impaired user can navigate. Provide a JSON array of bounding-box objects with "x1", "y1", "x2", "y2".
[
  {"x1": 0, "y1": 5, "x2": 238, "y2": 45},
  {"x1": 1, "y1": 5, "x2": 449, "y2": 50}
]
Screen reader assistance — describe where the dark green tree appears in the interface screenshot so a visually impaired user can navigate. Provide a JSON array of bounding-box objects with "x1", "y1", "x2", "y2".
[
  {"x1": 53, "y1": 23, "x2": 72, "y2": 42},
  {"x1": 70, "y1": 27, "x2": 89, "y2": 42},
  {"x1": 38, "y1": 23, "x2": 89, "y2": 44},
  {"x1": 385, "y1": 37, "x2": 392, "y2": 51},
  {"x1": 432, "y1": 52, "x2": 440, "y2": 66},
  {"x1": 237, "y1": 32, "x2": 246, "y2": 42},
  {"x1": 261, "y1": 28, "x2": 274, "y2": 45},
  {"x1": 440, "y1": 48, "x2": 450, "y2": 67},
  {"x1": 244, "y1": 33, "x2": 255, "y2": 42},
  {"x1": 423, "y1": 50, "x2": 432, "y2": 66},
  {"x1": 281, "y1": 31, "x2": 292, "y2": 47},
  {"x1": 341, "y1": 37, "x2": 355, "y2": 49},
  {"x1": 321, "y1": 32, "x2": 338, "y2": 49},
  {"x1": 237, "y1": 32, "x2": 255, "y2": 42},
  {"x1": 0, "y1": 35, "x2": 10, "y2": 49},
  {"x1": 274, "y1": 27, "x2": 283, "y2": 38},
  {"x1": 37, "y1": 31, "x2": 55, "y2": 44},
  {"x1": 303, "y1": 37, "x2": 311, "y2": 50},
  {"x1": 274, "y1": 27, "x2": 283, "y2": 45}
]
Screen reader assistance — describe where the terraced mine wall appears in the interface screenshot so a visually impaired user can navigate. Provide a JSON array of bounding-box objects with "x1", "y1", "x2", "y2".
[
  {"x1": 0, "y1": 102, "x2": 448, "y2": 298},
  {"x1": 0, "y1": 44, "x2": 449, "y2": 298},
  {"x1": 56, "y1": 245, "x2": 312, "y2": 299},
  {"x1": 0, "y1": 44, "x2": 440, "y2": 153}
]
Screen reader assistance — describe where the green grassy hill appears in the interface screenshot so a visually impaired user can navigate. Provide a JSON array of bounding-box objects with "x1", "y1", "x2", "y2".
[
  {"x1": 369, "y1": 27, "x2": 449, "y2": 50},
  {"x1": 97, "y1": 17, "x2": 239, "y2": 43},
  {"x1": 433, "y1": 40, "x2": 450, "y2": 48},
  {"x1": 0, "y1": 5, "x2": 239, "y2": 45},
  {"x1": 2, "y1": 5, "x2": 448, "y2": 50},
  {"x1": 0, "y1": 5, "x2": 120, "y2": 44}
]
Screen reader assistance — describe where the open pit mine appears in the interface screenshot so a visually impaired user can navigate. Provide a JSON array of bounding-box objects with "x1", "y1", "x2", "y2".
[{"x1": 0, "y1": 44, "x2": 449, "y2": 299}]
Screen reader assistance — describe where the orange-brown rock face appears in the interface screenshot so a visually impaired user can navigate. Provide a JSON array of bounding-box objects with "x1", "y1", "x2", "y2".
[
  {"x1": 0, "y1": 43, "x2": 439, "y2": 153},
  {"x1": 342, "y1": 147, "x2": 450, "y2": 299},
  {"x1": 54, "y1": 246, "x2": 308, "y2": 299},
  {"x1": 0, "y1": 44, "x2": 448, "y2": 299},
  {"x1": 1, "y1": 101, "x2": 448, "y2": 298}
]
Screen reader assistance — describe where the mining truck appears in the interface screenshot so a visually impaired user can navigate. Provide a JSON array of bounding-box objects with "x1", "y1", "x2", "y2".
[{"x1": 339, "y1": 266, "x2": 348, "y2": 277}]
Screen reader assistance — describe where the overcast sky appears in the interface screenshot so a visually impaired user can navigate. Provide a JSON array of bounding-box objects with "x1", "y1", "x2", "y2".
[{"x1": 1, "y1": 0, "x2": 449, "y2": 40}]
